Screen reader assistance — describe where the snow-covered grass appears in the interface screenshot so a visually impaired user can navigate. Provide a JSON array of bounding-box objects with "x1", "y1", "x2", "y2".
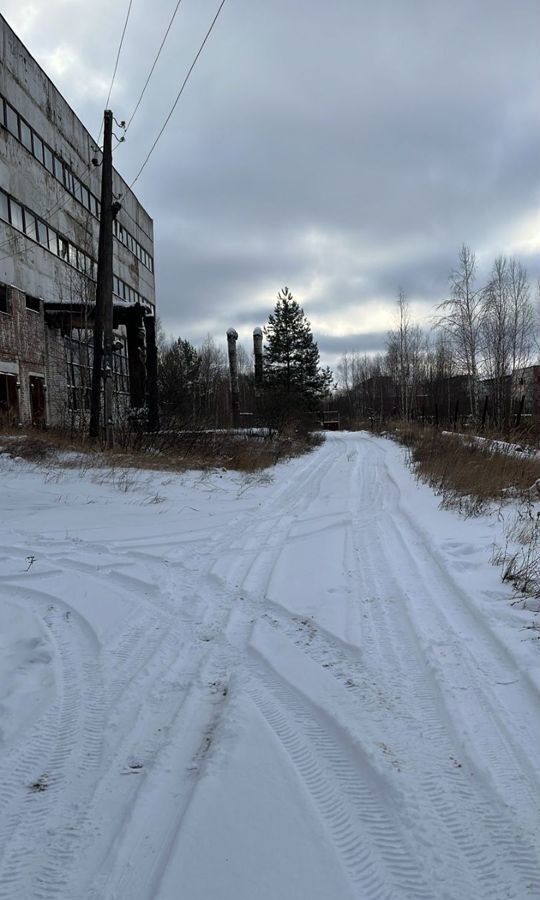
[{"x1": 0, "y1": 432, "x2": 538, "y2": 898}]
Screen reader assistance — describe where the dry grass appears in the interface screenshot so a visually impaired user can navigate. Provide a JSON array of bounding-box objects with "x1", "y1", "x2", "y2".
[
  {"x1": 491, "y1": 504, "x2": 540, "y2": 605},
  {"x1": 386, "y1": 421, "x2": 540, "y2": 604},
  {"x1": 388, "y1": 422, "x2": 540, "y2": 516},
  {"x1": 0, "y1": 425, "x2": 324, "y2": 474}
]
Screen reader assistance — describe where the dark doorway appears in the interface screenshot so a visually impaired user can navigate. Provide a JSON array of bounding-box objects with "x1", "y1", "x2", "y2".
[
  {"x1": 29, "y1": 375, "x2": 46, "y2": 427},
  {"x1": 0, "y1": 372, "x2": 19, "y2": 425}
]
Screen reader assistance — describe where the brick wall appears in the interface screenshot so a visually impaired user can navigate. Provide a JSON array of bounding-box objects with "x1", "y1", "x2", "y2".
[{"x1": 0, "y1": 284, "x2": 47, "y2": 423}]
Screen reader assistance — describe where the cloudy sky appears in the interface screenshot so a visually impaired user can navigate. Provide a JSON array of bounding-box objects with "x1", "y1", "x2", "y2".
[{"x1": 3, "y1": 0, "x2": 540, "y2": 369}]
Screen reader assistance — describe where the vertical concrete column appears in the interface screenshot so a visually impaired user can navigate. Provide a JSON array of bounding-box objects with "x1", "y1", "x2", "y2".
[
  {"x1": 227, "y1": 328, "x2": 240, "y2": 429},
  {"x1": 126, "y1": 305, "x2": 146, "y2": 409},
  {"x1": 145, "y1": 314, "x2": 159, "y2": 431}
]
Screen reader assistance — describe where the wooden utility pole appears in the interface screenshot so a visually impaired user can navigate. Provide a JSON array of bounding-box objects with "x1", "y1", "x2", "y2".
[{"x1": 89, "y1": 109, "x2": 114, "y2": 441}]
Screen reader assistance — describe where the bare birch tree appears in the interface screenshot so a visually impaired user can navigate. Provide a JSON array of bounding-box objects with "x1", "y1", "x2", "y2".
[
  {"x1": 507, "y1": 258, "x2": 534, "y2": 372},
  {"x1": 437, "y1": 245, "x2": 483, "y2": 417},
  {"x1": 482, "y1": 256, "x2": 511, "y2": 423},
  {"x1": 386, "y1": 290, "x2": 424, "y2": 420}
]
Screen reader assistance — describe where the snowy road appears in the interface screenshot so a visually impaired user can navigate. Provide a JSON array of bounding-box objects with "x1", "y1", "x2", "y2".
[{"x1": 0, "y1": 432, "x2": 538, "y2": 899}]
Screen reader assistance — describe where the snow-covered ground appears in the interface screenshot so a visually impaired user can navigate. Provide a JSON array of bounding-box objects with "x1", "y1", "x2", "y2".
[{"x1": 0, "y1": 432, "x2": 538, "y2": 899}]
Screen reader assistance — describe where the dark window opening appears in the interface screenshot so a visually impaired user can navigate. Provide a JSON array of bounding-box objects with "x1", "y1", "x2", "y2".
[
  {"x1": 25, "y1": 295, "x2": 41, "y2": 313},
  {"x1": 0, "y1": 283, "x2": 12, "y2": 314},
  {"x1": 0, "y1": 373, "x2": 19, "y2": 425}
]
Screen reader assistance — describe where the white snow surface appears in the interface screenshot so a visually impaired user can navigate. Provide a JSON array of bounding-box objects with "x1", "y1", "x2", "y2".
[{"x1": 0, "y1": 432, "x2": 538, "y2": 899}]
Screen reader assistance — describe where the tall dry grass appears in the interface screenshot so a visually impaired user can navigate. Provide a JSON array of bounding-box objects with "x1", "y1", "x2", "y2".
[
  {"x1": 387, "y1": 421, "x2": 540, "y2": 603},
  {"x1": 390, "y1": 423, "x2": 540, "y2": 515},
  {"x1": 0, "y1": 423, "x2": 324, "y2": 474}
]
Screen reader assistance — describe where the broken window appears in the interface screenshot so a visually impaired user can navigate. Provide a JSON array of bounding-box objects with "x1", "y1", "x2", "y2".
[
  {"x1": 58, "y1": 236, "x2": 69, "y2": 261},
  {"x1": 0, "y1": 372, "x2": 19, "y2": 425},
  {"x1": 25, "y1": 295, "x2": 41, "y2": 313},
  {"x1": 0, "y1": 283, "x2": 12, "y2": 314}
]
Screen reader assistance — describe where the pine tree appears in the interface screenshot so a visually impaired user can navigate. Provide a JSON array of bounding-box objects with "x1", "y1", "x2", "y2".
[
  {"x1": 264, "y1": 288, "x2": 332, "y2": 405},
  {"x1": 158, "y1": 337, "x2": 200, "y2": 420}
]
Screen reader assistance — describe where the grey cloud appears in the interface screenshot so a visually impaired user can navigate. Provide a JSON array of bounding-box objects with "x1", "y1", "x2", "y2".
[{"x1": 3, "y1": 0, "x2": 539, "y2": 367}]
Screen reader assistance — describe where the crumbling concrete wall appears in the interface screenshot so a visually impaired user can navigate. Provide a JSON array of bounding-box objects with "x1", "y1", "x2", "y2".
[{"x1": 0, "y1": 284, "x2": 47, "y2": 422}]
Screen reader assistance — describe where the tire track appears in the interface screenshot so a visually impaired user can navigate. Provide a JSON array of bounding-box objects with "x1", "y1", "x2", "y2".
[
  {"x1": 347, "y1": 440, "x2": 540, "y2": 898},
  {"x1": 246, "y1": 655, "x2": 431, "y2": 900},
  {"x1": 0, "y1": 588, "x2": 105, "y2": 900}
]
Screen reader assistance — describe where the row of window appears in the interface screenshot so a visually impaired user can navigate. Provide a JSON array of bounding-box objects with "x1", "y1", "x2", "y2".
[
  {"x1": 0, "y1": 189, "x2": 153, "y2": 310},
  {"x1": 0, "y1": 287, "x2": 41, "y2": 315},
  {"x1": 0, "y1": 93, "x2": 154, "y2": 273},
  {"x1": 65, "y1": 331, "x2": 130, "y2": 411},
  {"x1": 112, "y1": 218, "x2": 152, "y2": 270}
]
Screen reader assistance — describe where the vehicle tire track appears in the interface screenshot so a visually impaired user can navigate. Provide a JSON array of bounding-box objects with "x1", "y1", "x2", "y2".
[
  {"x1": 0, "y1": 587, "x2": 105, "y2": 900},
  {"x1": 245, "y1": 654, "x2": 431, "y2": 900}
]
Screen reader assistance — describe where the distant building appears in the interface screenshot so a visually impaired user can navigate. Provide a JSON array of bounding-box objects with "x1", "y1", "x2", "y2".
[
  {"x1": 0, "y1": 14, "x2": 156, "y2": 428},
  {"x1": 512, "y1": 365, "x2": 540, "y2": 422}
]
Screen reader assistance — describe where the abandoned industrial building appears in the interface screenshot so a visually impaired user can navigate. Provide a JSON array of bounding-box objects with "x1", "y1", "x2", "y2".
[{"x1": 0, "y1": 14, "x2": 157, "y2": 429}]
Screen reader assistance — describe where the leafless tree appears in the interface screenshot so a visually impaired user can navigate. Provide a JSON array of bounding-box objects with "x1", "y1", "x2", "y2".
[
  {"x1": 386, "y1": 289, "x2": 424, "y2": 420},
  {"x1": 437, "y1": 245, "x2": 483, "y2": 418},
  {"x1": 482, "y1": 256, "x2": 512, "y2": 423},
  {"x1": 507, "y1": 259, "x2": 534, "y2": 372}
]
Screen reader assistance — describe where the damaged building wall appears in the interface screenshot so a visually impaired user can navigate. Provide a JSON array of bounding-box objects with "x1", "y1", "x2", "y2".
[
  {"x1": 1, "y1": 280, "x2": 135, "y2": 427},
  {"x1": 0, "y1": 283, "x2": 47, "y2": 424},
  {"x1": 0, "y1": 14, "x2": 157, "y2": 428}
]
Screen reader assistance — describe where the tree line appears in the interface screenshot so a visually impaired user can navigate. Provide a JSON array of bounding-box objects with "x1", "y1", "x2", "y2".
[
  {"x1": 158, "y1": 287, "x2": 332, "y2": 429},
  {"x1": 336, "y1": 246, "x2": 539, "y2": 428}
]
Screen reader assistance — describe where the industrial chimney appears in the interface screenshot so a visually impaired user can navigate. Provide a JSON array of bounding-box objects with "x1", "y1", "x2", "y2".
[{"x1": 227, "y1": 328, "x2": 240, "y2": 428}]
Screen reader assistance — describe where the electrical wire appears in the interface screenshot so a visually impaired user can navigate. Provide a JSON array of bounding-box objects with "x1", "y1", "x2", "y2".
[
  {"x1": 97, "y1": 0, "x2": 135, "y2": 142},
  {"x1": 129, "y1": 0, "x2": 227, "y2": 189},
  {"x1": 124, "y1": 0, "x2": 185, "y2": 134}
]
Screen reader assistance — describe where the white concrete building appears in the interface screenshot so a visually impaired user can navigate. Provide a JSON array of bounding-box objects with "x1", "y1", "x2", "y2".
[{"x1": 0, "y1": 14, "x2": 157, "y2": 429}]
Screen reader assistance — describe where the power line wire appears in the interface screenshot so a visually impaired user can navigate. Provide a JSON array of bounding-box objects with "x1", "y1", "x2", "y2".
[
  {"x1": 97, "y1": 0, "x2": 134, "y2": 142},
  {"x1": 124, "y1": 0, "x2": 185, "y2": 134},
  {"x1": 129, "y1": 0, "x2": 227, "y2": 189}
]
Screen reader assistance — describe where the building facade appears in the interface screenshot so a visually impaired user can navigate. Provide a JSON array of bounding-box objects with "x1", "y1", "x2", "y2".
[{"x1": 0, "y1": 14, "x2": 157, "y2": 429}]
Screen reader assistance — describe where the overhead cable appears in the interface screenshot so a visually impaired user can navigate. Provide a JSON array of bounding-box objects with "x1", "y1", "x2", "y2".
[
  {"x1": 124, "y1": 0, "x2": 185, "y2": 133},
  {"x1": 129, "y1": 0, "x2": 227, "y2": 189},
  {"x1": 97, "y1": 0, "x2": 135, "y2": 142}
]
